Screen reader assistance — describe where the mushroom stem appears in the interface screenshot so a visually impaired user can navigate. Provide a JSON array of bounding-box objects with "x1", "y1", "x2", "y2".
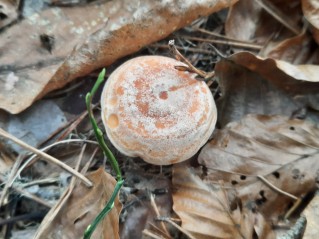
[{"x1": 85, "y1": 68, "x2": 122, "y2": 182}]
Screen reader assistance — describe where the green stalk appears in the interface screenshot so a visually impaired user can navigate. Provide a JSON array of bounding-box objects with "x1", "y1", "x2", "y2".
[
  {"x1": 83, "y1": 69, "x2": 123, "y2": 239},
  {"x1": 84, "y1": 179, "x2": 124, "y2": 238},
  {"x1": 85, "y1": 68, "x2": 122, "y2": 182}
]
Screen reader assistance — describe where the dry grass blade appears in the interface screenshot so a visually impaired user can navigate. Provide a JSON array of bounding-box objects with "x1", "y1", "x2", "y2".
[
  {"x1": 254, "y1": 0, "x2": 301, "y2": 35},
  {"x1": 34, "y1": 166, "x2": 122, "y2": 239},
  {"x1": 0, "y1": 128, "x2": 92, "y2": 187},
  {"x1": 0, "y1": 155, "x2": 23, "y2": 207}
]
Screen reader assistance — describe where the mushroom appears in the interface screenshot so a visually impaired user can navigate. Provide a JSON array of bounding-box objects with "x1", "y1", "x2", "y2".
[{"x1": 101, "y1": 55, "x2": 217, "y2": 165}]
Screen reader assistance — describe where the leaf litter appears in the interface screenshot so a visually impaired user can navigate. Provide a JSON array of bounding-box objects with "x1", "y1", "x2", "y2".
[
  {"x1": 172, "y1": 163, "x2": 275, "y2": 239},
  {"x1": 1, "y1": 0, "x2": 319, "y2": 238},
  {"x1": 199, "y1": 114, "x2": 319, "y2": 220},
  {"x1": 34, "y1": 167, "x2": 121, "y2": 239}
]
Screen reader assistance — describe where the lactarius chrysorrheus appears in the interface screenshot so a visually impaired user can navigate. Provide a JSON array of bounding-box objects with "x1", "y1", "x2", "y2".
[{"x1": 101, "y1": 55, "x2": 217, "y2": 165}]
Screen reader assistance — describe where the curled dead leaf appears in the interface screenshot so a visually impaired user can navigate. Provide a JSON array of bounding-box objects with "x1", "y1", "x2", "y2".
[
  {"x1": 226, "y1": 0, "x2": 302, "y2": 45},
  {"x1": 215, "y1": 51, "x2": 319, "y2": 126},
  {"x1": 0, "y1": 0, "x2": 237, "y2": 114},
  {"x1": 302, "y1": 0, "x2": 319, "y2": 45},
  {"x1": 34, "y1": 167, "x2": 122, "y2": 239}
]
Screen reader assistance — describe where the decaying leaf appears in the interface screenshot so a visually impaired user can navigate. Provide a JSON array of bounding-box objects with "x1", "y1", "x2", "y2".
[
  {"x1": 225, "y1": 0, "x2": 319, "y2": 61},
  {"x1": 260, "y1": 31, "x2": 319, "y2": 64},
  {"x1": 215, "y1": 51, "x2": 319, "y2": 126},
  {"x1": 302, "y1": 0, "x2": 319, "y2": 45},
  {"x1": 225, "y1": 0, "x2": 302, "y2": 44},
  {"x1": 0, "y1": 0, "x2": 237, "y2": 114},
  {"x1": 172, "y1": 163, "x2": 275, "y2": 239},
  {"x1": 199, "y1": 114, "x2": 319, "y2": 218},
  {"x1": 34, "y1": 167, "x2": 121, "y2": 239},
  {"x1": 6, "y1": 100, "x2": 67, "y2": 152}
]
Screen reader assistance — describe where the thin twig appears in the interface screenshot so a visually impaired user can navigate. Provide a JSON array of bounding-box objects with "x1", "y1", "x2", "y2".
[
  {"x1": 33, "y1": 143, "x2": 87, "y2": 238},
  {"x1": 255, "y1": 0, "x2": 301, "y2": 35},
  {"x1": 284, "y1": 198, "x2": 302, "y2": 219},
  {"x1": 194, "y1": 27, "x2": 262, "y2": 45},
  {"x1": 0, "y1": 175, "x2": 52, "y2": 208},
  {"x1": 157, "y1": 217, "x2": 197, "y2": 239},
  {"x1": 81, "y1": 147, "x2": 99, "y2": 175},
  {"x1": 56, "y1": 103, "x2": 99, "y2": 141},
  {"x1": 181, "y1": 35, "x2": 263, "y2": 50},
  {"x1": 168, "y1": 40, "x2": 214, "y2": 80},
  {"x1": 0, "y1": 155, "x2": 24, "y2": 207},
  {"x1": 257, "y1": 175, "x2": 299, "y2": 201},
  {"x1": 0, "y1": 128, "x2": 93, "y2": 187},
  {"x1": 151, "y1": 43, "x2": 213, "y2": 55},
  {"x1": 13, "y1": 139, "x2": 98, "y2": 187},
  {"x1": 142, "y1": 229, "x2": 163, "y2": 239},
  {"x1": 150, "y1": 194, "x2": 171, "y2": 237}
]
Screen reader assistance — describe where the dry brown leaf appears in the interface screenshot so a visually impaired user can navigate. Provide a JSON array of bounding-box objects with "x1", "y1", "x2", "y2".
[
  {"x1": 302, "y1": 0, "x2": 319, "y2": 45},
  {"x1": 172, "y1": 163, "x2": 275, "y2": 239},
  {"x1": 260, "y1": 31, "x2": 319, "y2": 64},
  {"x1": 34, "y1": 167, "x2": 121, "y2": 239},
  {"x1": 0, "y1": 0, "x2": 237, "y2": 114},
  {"x1": 225, "y1": 0, "x2": 315, "y2": 60},
  {"x1": 225, "y1": 0, "x2": 301, "y2": 44},
  {"x1": 215, "y1": 51, "x2": 319, "y2": 126},
  {"x1": 198, "y1": 114, "x2": 319, "y2": 218},
  {"x1": 303, "y1": 191, "x2": 319, "y2": 238}
]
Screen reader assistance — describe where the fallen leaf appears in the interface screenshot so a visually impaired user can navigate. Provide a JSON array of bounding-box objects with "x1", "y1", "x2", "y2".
[
  {"x1": 260, "y1": 31, "x2": 319, "y2": 64},
  {"x1": 215, "y1": 51, "x2": 319, "y2": 126},
  {"x1": 6, "y1": 100, "x2": 67, "y2": 152},
  {"x1": 225, "y1": 0, "x2": 301, "y2": 44},
  {"x1": 0, "y1": 0, "x2": 237, "y2": 114},
  {"x1": 302, "y1": 0, "x2": 319, "y2": 45},
  {"x1": 303, "y1": 191, "x2": 319, "y2": 238},
  {"x1": 34, "y1": 167, "x2": 121, "y2": 239},
  {"x1": 198, "y1": 114, "x2": 319, "y2": 218},
  {"x1": 172, "y1": 163, "x2": 275, "y2": 239}
]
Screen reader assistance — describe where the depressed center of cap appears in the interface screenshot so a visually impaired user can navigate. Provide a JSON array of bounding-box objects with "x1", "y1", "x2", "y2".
[{"x1": 101, "y1": 55, "x2": 217, "y2": 165}]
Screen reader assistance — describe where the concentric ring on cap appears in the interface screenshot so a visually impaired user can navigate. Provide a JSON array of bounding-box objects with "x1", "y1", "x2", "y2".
[{"x1": 101, "y1": 55, "x2": 217, "y2": 165}]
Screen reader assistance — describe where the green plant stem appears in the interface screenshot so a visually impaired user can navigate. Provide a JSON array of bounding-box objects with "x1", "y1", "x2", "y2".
[
  {"x1": 83, "y1": 179, "x2": 124, "y2": 239},
  {"x1": 83, "y1": 68, "x2": 123, "y2": 239},
  {"x1": 85, "y1": 68, "x2": 122, "y2": 182}
]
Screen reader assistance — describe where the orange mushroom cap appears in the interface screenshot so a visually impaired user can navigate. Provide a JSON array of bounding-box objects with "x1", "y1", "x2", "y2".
[{"x1": 101, "y1": 55, "x2": 217, "y2": 165}]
